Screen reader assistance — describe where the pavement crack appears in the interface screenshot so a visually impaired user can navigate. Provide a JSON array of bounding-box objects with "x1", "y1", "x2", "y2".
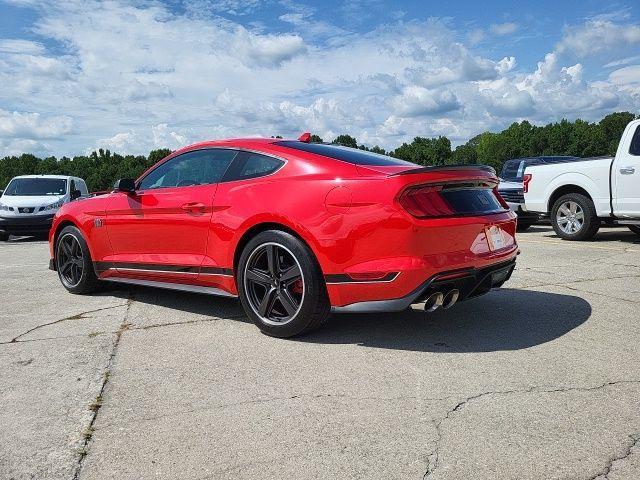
[
  {"x1": 136, "y1": 314, "x2": 246, "y2": 331},
  {"x1": 589, "y1": 433, "x2": 640, "y2": 480},
  {"x1": 72, "y1": 295, "x2": 134, "y2": 480},
  {"x1": 423, "y1": 380, "x2": 640, "y2": 479},
  {"x1": 7, "y1": 303, "x2": 128, "y2": 343},
  {"x1": 100, "y1": 392, "x2": 455, "y2": 429}
]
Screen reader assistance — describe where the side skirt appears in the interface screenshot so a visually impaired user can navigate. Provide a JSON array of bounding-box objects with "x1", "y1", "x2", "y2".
[{"x1": 102, "y1": 276, "x2": 237, "y2": 298}]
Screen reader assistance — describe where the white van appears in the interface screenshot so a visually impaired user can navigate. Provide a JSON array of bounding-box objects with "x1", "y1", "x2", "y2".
[{"x1": 0, "y1": 175, "x2": 89, "y2": 240}]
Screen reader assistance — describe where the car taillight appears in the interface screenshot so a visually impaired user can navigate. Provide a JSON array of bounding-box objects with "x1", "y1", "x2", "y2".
[
  {"x1": 398, "y1": 185, "x2": 455, "y2": 218},
  {"x1": 523, "y1": 174, "x2": 532, "y2": 193}
]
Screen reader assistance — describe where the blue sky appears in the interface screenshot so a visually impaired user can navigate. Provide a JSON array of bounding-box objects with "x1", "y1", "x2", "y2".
[{"x1": 0, "y1": 0, "x2": 639, "y2": 157}]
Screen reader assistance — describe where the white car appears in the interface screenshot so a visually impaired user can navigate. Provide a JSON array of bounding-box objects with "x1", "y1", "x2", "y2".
[
  {"x1": 0, "y1": 175, "x2": 89, "y2": 241},
  {"x1": 524, "y1": 119, "x2": 640, "y2": 240}
]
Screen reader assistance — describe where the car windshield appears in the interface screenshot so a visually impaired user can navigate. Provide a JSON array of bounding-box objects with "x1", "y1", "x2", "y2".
[
  {"x1": 275, "y1": 141, "x2": 416, "y2": 167},
  {"x1": 4, "y1": 178, "x2": 67, "y2": 196},
  {"x1": 500, "y1": 160, "x2": 526, "y2": 182}
]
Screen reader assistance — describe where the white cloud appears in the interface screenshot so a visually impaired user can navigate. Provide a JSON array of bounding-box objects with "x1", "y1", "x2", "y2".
[
  {"x1": 490, "y1": 22, "x2": 519, "y2": 36},
  {"x1": 0, "y1": 109, "x2": 72, "y2": 139},
  {"x1": 391, "y1": 86, "x2": 461, "y2": 117},
  {"x1": 233, "y1": 29, "x2": 307, "y2": 67},
  {"x1": 0, "y1": 1, "x2": 639, "y2": 157},
  {"x1": 496, "y1": 56, "x2": 517, "y2": 75},
  {"x1": 556, "y1": 19, "x2": 640, "y2": 58},
  {"x1": 609, "y1": 65, "x2": 640, "y2": 94},
  {"x1": 152, "y1": 123, "x2": 188, "y2": 149},
  {"x1": 95, "y1": 132, "x2": 139, "y2": 153},
  {"x1": 0, "y1": 138, "x2": 47, "y2": 157},
  {"x1": 467, "y1": 28, "x2": 485, "y2": 45},
  {"x1": 0, "y1": 39, "x2": 45, "y2": 55}
]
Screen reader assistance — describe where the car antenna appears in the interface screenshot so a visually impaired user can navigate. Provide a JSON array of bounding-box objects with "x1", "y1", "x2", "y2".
[{"x1": 298, "y1": 132, "x2": 311, "y2": 143}]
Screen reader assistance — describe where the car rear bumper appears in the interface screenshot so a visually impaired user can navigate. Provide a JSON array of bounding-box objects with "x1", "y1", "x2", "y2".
[
  {"x1": 331, "y1": 257, "x2": 516, "y2": 312},
  {"x1": 0, "y1": 214, "x2": 54, "y2": 235},
  {"x1": 323, "y1": 211, "x2": 519, "y2": 310}
]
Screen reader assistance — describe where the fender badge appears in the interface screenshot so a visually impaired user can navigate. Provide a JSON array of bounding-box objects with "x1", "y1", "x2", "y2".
[{"x1": 94, "y1": 218, "x2": 104, "y2": 227}]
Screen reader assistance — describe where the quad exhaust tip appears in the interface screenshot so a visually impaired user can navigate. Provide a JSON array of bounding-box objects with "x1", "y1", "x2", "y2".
[
  {"x1": 442, "y1": 289, "x2": 460, "y2": 309},
  {"x1": 424, "y1": 292, "x2": 444, "y2": 312}
]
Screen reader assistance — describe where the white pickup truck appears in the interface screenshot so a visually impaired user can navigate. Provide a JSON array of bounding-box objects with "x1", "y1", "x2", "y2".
[{"x1": 524, "y1": 119, "x2": 640, "y2": 240}]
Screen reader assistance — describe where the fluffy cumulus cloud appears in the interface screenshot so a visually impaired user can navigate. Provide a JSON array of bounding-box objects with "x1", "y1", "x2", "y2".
[
  {"x1": 0, "y1": 109, "x2": 72, "y2": 139},
  {"x1": 556, "y1": 18, "x2": 640, "y2": 58},
  {"x1": 0, "y1": 0, "x2": 639, "y2": 157}
]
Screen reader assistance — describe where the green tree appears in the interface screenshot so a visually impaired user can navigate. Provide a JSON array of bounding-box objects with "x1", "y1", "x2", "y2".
[
  {"x1": 332, "y1": 134, "x2": 358, "y2": 148},
  {"x1": 392, "y1": 136, "x2": 452, "y2": 165},
  {"x1": 599, "y1": 112, "x2": 637, "y2": 155}
]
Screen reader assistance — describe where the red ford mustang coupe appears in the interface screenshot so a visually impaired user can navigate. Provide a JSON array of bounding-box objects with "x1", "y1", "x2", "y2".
[{"x1": 49, "y1": 135, "x2": 518, "y2": 337}]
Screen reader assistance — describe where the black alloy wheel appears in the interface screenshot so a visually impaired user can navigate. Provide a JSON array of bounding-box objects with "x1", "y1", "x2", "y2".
[
  {"x1": 55, "y1": 225, "x2": 99, "y2": 294},
  {"x1": 237, "y1": 230, "x2": 330, "y2": 338},
  {"x1": 244, "y1": 242, "x2": 304, "y2": 325},
  {"x1": 57, "y1": 233, "x2": 85, "y2": 288}
]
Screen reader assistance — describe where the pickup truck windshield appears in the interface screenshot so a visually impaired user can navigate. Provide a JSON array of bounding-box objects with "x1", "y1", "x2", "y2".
[{"x1": 4, "y1": 178, "x2": 67, "y2": 196}]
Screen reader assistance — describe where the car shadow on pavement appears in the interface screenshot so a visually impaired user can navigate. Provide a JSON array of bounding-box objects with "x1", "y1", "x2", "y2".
[
  {"x1": 301, "y1": 288, "x2": 591, "y2": 353},
  {"x1": 103, "y1": 284, "x2": 248, "y2": 320},
  {"x1": 523, "y1": 225, "x2": 640, "y2": 245}
]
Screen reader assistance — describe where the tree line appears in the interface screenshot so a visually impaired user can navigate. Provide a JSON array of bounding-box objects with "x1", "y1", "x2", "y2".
[{"x1": 1, "y1": 112, "x2": 636, "y2": 192}]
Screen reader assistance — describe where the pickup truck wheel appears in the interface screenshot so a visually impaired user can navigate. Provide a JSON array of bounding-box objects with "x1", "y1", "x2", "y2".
[
  {"x1": 629, "y1": 225, "x2": 640, "y2": 236},
  {"x1": 551, "y1": 193, "x2": 600, "y2": 241}
]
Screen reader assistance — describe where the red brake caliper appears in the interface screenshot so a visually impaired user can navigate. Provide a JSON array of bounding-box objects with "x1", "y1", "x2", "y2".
[{"x1": 292, "y1": 279, "x2": 304, "y2": 294}]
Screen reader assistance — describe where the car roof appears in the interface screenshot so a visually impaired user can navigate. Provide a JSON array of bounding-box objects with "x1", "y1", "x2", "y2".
[
  {"x1": 12, "y1": 174, "x2": 73, "y2": 180},
  {"x1": 171, "y1": 137, "x2": 282, "y2": 155}
]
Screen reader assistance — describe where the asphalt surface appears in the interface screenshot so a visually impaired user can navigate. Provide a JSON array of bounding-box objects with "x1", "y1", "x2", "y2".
[{"x1": 1, "y1": 225, "x2": 639, "y2": 480}]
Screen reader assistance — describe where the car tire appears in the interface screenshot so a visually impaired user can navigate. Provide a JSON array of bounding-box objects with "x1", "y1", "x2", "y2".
[
  {"x1": 629, "y1": 225, "x2": 640, "y2": 236},
  {"x1": 551, "y1": 193, "x2": 600, "y2": 241},
  {"x1": 0, "y1": 231, "x2": 8, "y2": 241},
  {"x1": 55, "y1": 225, "x2": 100, "y2": 294},
  {"x1": 237, "y1": 230, "x2": 330, "y2": 338}
]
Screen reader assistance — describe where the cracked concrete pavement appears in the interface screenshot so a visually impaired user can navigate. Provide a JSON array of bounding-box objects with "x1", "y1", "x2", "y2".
[{"x1": 1, "y1": 225, "x2": 639, "y2": 479}]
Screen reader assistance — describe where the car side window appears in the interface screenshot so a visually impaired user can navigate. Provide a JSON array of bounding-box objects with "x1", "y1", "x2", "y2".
[
  {"x1": 77, "y1": 180, "x2": 89, "y2": 195},
  {"x1": 139, "y1": 149, "x2": 238, "y2": 190},
  {"x1": 69, "y1": 179, "x2": 76, "y2": 193},
  {"x1": 630, "y1": 126, "x2": 640, "y2": 156},
  {"x1": 223, "y1": 152, "x2": 284, "y2": 182}
]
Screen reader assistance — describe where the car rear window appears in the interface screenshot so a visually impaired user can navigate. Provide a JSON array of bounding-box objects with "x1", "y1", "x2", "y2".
[
  {"x1": 500, "y1": 160, "x2": 525, "y2": 182},
  {"x1": 275, "y1": 141, "x2": 416, "y2": 167}
]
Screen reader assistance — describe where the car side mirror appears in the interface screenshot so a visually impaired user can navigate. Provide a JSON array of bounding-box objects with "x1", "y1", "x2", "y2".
[
  {"x1": 113, "y1": 178, "x2": 136, "y2": 194},
  {"x1": 70, "y1": 189, "x2": 82, "y2": 201}
]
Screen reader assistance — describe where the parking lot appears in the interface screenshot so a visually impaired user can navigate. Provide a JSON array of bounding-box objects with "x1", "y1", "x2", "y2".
[{"x1": 0, "y1": 226, "x2": 639, "y2": 479}]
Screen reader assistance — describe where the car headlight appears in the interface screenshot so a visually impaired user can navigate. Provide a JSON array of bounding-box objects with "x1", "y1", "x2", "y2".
[
  {"x1": 0, "y1": 202, "x2": 13, "y2": 212},
  {"x1": 43, "y1": 199, "x2": 64, "y2": 211}
]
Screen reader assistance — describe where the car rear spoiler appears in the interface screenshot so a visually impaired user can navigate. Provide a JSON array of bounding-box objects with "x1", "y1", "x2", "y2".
[{"x1": 392, "y1": 164, "x2": 496, "y2": 176}]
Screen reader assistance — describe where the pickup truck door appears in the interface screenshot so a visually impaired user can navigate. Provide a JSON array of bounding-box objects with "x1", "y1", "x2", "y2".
[{"x1": 614, "y1": 123, "x2": 640, "y2": 217}]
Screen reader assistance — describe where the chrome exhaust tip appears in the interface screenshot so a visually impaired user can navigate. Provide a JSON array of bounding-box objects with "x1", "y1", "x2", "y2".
[
  {"x1": 442, "y1": 289, "x2": 460, "y2": 309},
  {"x1": 424, "y1": 292, "x2": 444, "y2": 312}
]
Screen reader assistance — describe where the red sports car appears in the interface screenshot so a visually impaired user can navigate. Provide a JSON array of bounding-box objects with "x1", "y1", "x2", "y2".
[{"x1": 49, "y1": 134, "x2": 518, "y2": 337}]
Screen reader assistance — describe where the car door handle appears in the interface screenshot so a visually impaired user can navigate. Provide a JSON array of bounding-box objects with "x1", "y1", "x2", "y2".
[
  {"x1": 620, "y1": 167, "x2": 635, "y2": 175},
  {"x1": 180, "y1": 202, "x2": 206, "y2": 213}
]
